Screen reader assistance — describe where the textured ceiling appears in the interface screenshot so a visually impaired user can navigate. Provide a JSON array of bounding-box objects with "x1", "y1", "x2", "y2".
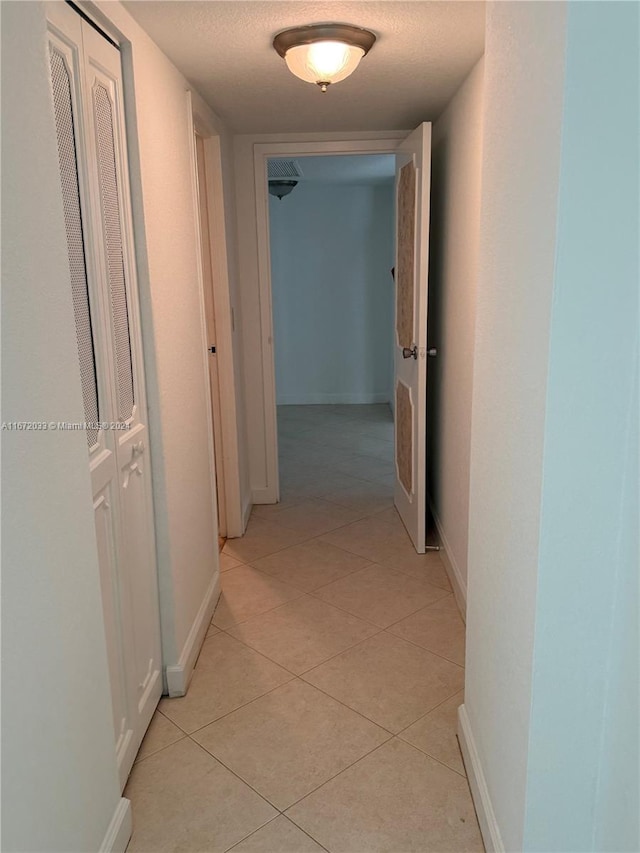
[{"x1": 123, "y1": 1, "x2": 486, "y2": 133}]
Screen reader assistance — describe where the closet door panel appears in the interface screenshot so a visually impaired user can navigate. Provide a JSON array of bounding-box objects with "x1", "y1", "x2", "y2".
[
  {"x1": 46, "y1": 2, "x2": 162, "y2": 789},
  {"x1": 47, "y1": 12, "x2": 134, "y2": 780},
  {"x1": 81, "y1": 23, "x2": 162, "y2": 735}
]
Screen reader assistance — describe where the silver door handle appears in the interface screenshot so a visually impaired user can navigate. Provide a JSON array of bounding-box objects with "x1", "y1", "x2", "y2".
[
  {"x1": 427, "y1": 347, "x2": 437, "y2": 357},
  {"x1": 402, "y1": 345, "x2": 417, "y2": 360}
]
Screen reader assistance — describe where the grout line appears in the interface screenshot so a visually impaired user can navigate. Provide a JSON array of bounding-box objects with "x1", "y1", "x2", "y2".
[
  {"x1": 372, "y1": 589, "x2": 453, "y2": 629},
  {"x1": 245, "y1": 558, "x2": 378, "y2": 596},
  {"x1": 395, "y1": 686, "x2": 466, "y2": 735},
  {"x1": 378, "y1": 627, "x2": 467, "y2": 670},
  {"x1": 222, "y1": 816, "x2": 283, "y2": 853},
  {"x1": 207, "y1": 626, "x2": 402, "y2": 736},
  {"x1": 393, "y1": 733, "x2": 469, "y2": 779},
  {"x1": 296, "y1": 673, "x2": 397, "y2": 735},
  {"x1": 185, "y1": 737, "x2": 283, "y2": 814},
  {"x1": 224, "y1": 815, "x2": 330, "y2": 853},
  {"x1": 212, "y1": 590, "x2": 311, "y2": 632},
  {"x1": 306, "y1": 570, "x2": 450, "y2": 620},
  {"x1": 220, "y1": 618, "x2": 386, "y2": 685},
  {"x1": 188, "y1": 681, "x2": 394, "y2": 818},
  {"x1": 131, "y1": 732, "x2": 188, "y2": 766},
  {"x1": 184, "y1": 678, "x2": 296, "y2": 738},
  {"x1": 283, "y1": 737, "x2": 396, "y2": 815}
]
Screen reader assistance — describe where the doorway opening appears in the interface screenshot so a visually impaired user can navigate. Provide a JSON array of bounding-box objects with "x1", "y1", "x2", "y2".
[
  {"x1": 268, "y1": 152, "x2": 397, "y2": 517},
  {"x1": 254, "y1": 128, "x2": 433, "y2": 553}
]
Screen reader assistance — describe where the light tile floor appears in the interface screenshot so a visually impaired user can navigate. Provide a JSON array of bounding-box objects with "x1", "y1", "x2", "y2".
[{"x1": 126, "y1": 404, "x2": 483, "y2": 852}]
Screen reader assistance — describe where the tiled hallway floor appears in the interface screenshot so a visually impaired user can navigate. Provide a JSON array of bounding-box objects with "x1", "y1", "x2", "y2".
[{"x1": 125, "y1": 405, "x2": 483, "y2": 852}]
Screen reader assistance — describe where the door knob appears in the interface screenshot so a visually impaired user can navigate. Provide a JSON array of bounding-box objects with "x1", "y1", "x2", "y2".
[
  {"x1": 427, "y1": 347, "x2": 437, "y2": 357},
  {"x1": 402, "y1": 345, "x2": 418, "y2": 360}
]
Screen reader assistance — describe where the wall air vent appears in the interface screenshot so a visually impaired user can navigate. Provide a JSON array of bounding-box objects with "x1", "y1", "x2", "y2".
[{"x1": 268, "y1": 159, "x2": 304, "y2": 179}]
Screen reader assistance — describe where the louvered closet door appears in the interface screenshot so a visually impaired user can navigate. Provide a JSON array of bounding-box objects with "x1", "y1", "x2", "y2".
[{"x1": 47, "y1": 2, "x2": 162, "y2": 789}]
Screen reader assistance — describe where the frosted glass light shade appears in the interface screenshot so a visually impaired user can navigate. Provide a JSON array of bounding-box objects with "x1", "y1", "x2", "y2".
[
  {"x1": 284, "y1": 42, "x2": 365, "y2": 87},
  {"x1": 273, "y1": 24, "x2": 376, "y2": 92}
]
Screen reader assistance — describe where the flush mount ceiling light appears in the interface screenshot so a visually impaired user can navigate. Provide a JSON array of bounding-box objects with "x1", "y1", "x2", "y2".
[
  {"x1": 269, "y1": 180, "x2": 298, "y2": 200},
  {"x1": 273, "y1": 24, "x2": 376, "y2": 93}
]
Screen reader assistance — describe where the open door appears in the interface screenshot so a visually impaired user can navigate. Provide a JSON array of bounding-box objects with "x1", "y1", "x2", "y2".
[
  {"x1": 195, "y1": 132, "x2": 227, "y2": 538},
  {"x1": 393, "y1": 123, "x2": 432, "y2": 553}
]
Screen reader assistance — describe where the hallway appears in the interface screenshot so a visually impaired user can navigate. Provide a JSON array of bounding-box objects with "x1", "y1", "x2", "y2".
[{"x1": 124, "y1": 405, "x2": 482, "y2": 852}]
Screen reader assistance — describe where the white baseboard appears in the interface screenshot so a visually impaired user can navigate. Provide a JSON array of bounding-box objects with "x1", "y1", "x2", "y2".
[
  {"x1": 428, "y1": 499, "x2": 467, "y2": 620},
  {"x1": 99, "y1": 798, "x2": 132, "y2": 853},
  {"x1": 276, "y1": 392, "x2": 390, "y2": 405},
  {"x1": 241, "y1": 494, "x2": 253, "y2": 531},
  {"x1": 458, "y1": 704, "x2": 504, "y2": 853},
  {"x1": 251, "y1": 486, "x2": 277, "y2": 506},
  {"x1": 165, "y1": 572, "x2": 221, "y2": 697}
]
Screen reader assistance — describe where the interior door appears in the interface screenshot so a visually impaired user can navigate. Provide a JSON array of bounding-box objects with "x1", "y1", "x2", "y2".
[
  {"x1": 47, "y1": 1, "x2": 162, "y2": 789},
  {"x1": 393, "y1": 123, "x2": 432, "y2": 553},
  {"x1": 195, "y1": 133, "x2": 227, "y2": 538}
]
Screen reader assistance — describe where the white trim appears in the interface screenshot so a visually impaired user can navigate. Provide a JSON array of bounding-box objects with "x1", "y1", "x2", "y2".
[
  {"x1": 251, "y1": 487, "x2": 274, "y2": 506},
  {"x1": 277, "y1": 392, "x2": 390, "y2": 405},
  {"x1": 458, "y1": 704, "x2": 505, "y2": 853},
  {"x1": 429, "y1": 499, "x2": 467, "y2": 619},
  {"x1": 99, "y1": 798, "x2": 132, "y2": 853},
  {"x1": 165, "y1": 572, "x2": 221, "y2": 697},
  {"x1": 242, "y1": 493, "x2": 254, "y2": 527},
  {"x1": 253, "y1": 134, "x2": 408, "y2": 507}
]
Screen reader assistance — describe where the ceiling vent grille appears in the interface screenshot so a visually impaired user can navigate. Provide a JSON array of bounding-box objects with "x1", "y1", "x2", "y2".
[{"x1": 268, "y1": 159, "x2": 303, "y2": 179}]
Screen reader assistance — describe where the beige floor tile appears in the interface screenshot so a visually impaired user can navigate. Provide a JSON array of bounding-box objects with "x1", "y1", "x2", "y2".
[
  {"x1": 134, "y1": 711, "x2": 185, "y2": 763},
  {"x1": 219, "y1": 553, "x2": 244, "y2": 573},
  {"x1": 320, "y1": 481, "x2": 394, "y2": 516},
  {"x1": 193, "y1": 680, "x2": 389, "y2": 810},
  {"x1": 124, "y1": 738, "x2": 277, "y2": 853},
  {"x1": 251, "y1": 539, "x2": 371, "y2": 592},
  {"x1": 399, "y1": 691, "x2": 466, "y2": 775},
  {"x1": 206, "y1": 622, "x2": 220, "y2": 638},
  {"x1": 388, "y1": 594, "x2": 466, "y2": 665},
  {"x1": 370, "y1": 506, "x2": 407, "y2": 529},
  {"x1": 266, "y1": 498, "x2": 367, "y2": 537},
  {"x1": 227, "y1": 595, "x2": 379, "y2": 675},
  {"x1": 303, "y1": 631, "x2": 464, "y2": 732},
  {"x1": 379, "y1": 548, "x2": 453, "y2": 590},
  {"x1": 321, "y1": 516, "x2": 410, "y2": 563},
  {"x1": 212, "y1": 565, "x2": 304, "y2": 629},
  {"x1": 286, "y1": 738, "x2": 483, "y2": 853},
  {"x1": 222, "y1": 518, "x2": 308, "y2": 563},
  {"x1": 313, "y1": 564, "x2": 449, "y2": 628},
  {"x1": 159, "y1": 633, "x2": 292, "y2": 733},
  {"x1": 250, "y1": 497, "x2": 306, "y2": 521},
  {"x1": 339, "y1": 457, "x2": 396, "y2": 485},
  {"x1": 228, "y1": 816, "x2": 325, "y2": 852}
]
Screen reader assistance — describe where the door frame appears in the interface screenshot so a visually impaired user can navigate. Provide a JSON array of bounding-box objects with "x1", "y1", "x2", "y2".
[
  {"x1": 253, "y1": 134, "x2": 407, "y2": 503},
  {"x1": 189, "y1": 98, "x2": 244, "y2": 537}
]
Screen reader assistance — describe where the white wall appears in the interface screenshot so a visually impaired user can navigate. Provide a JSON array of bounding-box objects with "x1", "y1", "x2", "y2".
[
  {"x1": 91, "y1": 0, "x2": 248, "y2": 681},
  {"x1": 427, "y1": 56, "x2": 484, "y2": 602},
  {"x1": 2, "y1": 0, "x2": 247, "y2": 844},
  {"x1": 1, "y1": 3, "x2": 124, "y2": 848},
  {"x1": 463, "y1": 2, "x2": 568, "y2": 850},
  {"x1": 463, "y1": 3, "x2": 639, "y2": 852},
  {"x1": 269, "y1": 180, "x2": 395, "y2": 405},
  {"x1": 523, "y1": 3, "x2": 639, "y2": 850}
]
